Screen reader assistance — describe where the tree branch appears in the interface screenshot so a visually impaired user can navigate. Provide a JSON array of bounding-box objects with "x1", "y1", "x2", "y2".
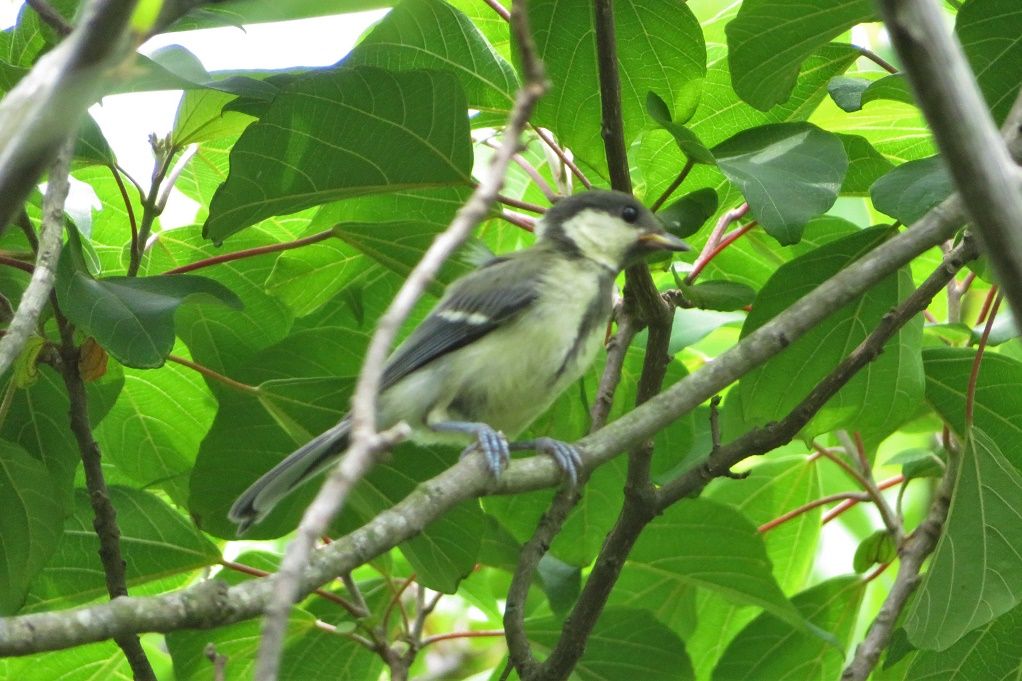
[
  {"x1": 0, "y1": 0, "x2": 139, "y2": 231},
  {"x1": 253, "y1": 3, "x2": 551, "y2": 678},
  {"x1": 878, "y1": 0, "x2": 1022, "y2": 327},
  {"x1": 0, "y1": 141, "x2": 72, "y2": 379},
  {"x1": 841, "y1": 445, "x2": 960, "y2": 680}
]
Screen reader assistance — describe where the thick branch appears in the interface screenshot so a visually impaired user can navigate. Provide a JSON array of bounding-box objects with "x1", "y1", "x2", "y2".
[
  {"x1": 879, "y1": 0, "x2": 1022, "y2": 325},
  {"x1": 0, "y1": 142, "x2": 72, "y2": 376},
  {"x1": 254, "y1": 3, "x2": 550, "y2": 678},
  {"x1": 0, "y1": 0, "x2": 138, "y2": 230}
]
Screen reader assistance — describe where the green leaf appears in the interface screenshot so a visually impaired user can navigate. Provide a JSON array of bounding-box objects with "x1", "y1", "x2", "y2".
[
  {"x1": 92, "y1": 345, "x2": 216, "y2": 494},
  {"x1": 870, "y1": 156, "x2": 953, "y2": 225},
  {"x1": 828, "y1": 76, "x2": 870, "y2": 112},
  {"x1": 861, "y1": 74, "x2": 915, "y2": 108},
  {"x1": 737, "y1": 227, "x2": 924, "y2": 442},
  {"x1": 905, "y1": 429, "x2": 1022, "y2": 650},
  {"x1": 344, "y1": 0, "x2": 518, "y2": 111},
  {"x1": 0, "y1": 440, "x2": 63, "y2": 614},
  {"x1": 172, "y1": 88, "x2": 255, "y2": 146},
  {"x1": 0, "y1": 641, "x2": 137, "y2": 681},
  {"x1": 923, "y1": 347, "x2": 1022, "y2": 474},
  {"x1": 56, "y1": 231, "x2": 243, "y2": 369},
  {"x1": 853, "y1": 529, "x2": 896, "y2": 573},
  {"x1": 726, "y1": 0, "x2": 877, "y2": 110},
  {"x1": 647, "y1": 92, "x2": 716, "y2": 164},
  {"x1": 713, "y1": 122, "x2": 848, "y2": 244},
  {"x1": 203, "y1": 66, "x2": 473, "y2": 242},
  {"x1": 828, "y1": 74, "x2": 914, "y2": 113},
  {"x1": 839, "y1": 133, "x2": 895, "y2": 195},
  {"x1": 971, "y1": 308, "x2": 1019, "y2": 346},
  {"x1": 712, "y1": 576, "x2": 866, "y2": 681},
  {"x1": 957, "y1": 0, "x2": 1022, "y2": 124},
  {"x1": 527, "y1": 0, "x2": 706, "y2": 175},
  {"x1": 23, "y1": 487, "x2": 219, "y2": 613},
  {"x1": 526, "y1": 608, "x2": 694, "y2": 681},
  {"x1": 678, "y1": 280, "x2": 756, "y2": 311},
  {"x1": 167, "y1": 0, "x2": 391, "y2": 30},
  {"x1": 907, "y1": 604, "x2": 1022, "y2": 680},
  {"x1": 625, "y1": 498, "x2": 804, "y2": 628}
]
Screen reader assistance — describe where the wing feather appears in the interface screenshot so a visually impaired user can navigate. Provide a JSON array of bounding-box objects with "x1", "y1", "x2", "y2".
[{"x1": 381, "y1": 254, "x2": 542, "y2": 389}]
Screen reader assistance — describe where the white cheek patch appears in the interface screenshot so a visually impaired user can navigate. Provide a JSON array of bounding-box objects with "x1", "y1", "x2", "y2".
[
  {"x1": 438, "y1": 309, "x2": 491, "y2": 325},
  {"x1": 561, "y1": 210, "x2": 638, "y2": 269}
]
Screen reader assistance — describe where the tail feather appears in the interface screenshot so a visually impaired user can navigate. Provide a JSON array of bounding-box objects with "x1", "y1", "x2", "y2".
[{"x1": 229, "y1": 420, "x2": 350, "y2": 534}]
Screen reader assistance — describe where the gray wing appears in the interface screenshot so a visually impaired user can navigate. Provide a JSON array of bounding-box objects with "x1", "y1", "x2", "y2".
[{"x1": 381, "y1": 253, "x2": 541, "y2": 390}]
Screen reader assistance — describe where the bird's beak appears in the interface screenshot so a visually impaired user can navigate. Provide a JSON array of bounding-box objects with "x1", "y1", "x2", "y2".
[{"x1": 639, "y1": 230, "x2": 690, "y2": 252}]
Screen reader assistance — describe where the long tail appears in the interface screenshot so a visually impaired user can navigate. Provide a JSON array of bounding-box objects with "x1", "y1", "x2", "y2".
[{"x1": 228, "y1": 420, "x2": 351, "y2": 534}]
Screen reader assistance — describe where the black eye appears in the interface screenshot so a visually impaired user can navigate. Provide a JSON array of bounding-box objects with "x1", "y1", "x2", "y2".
[{"x1": 621, "y1": 205, "x2": 639, "y2": 223}]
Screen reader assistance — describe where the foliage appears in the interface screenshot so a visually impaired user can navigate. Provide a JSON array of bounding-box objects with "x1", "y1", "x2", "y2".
[{"x1": 0, "y1": 0, "x2": 1021, "y2": 679}]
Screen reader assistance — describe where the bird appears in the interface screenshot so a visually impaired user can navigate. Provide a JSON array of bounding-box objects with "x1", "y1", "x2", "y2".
[{"x1": 229, "y1": 189, "x2": 689, "y2": 533}]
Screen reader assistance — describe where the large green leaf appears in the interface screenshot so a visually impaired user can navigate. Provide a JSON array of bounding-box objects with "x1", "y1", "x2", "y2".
[
  {"x1": 624, "y1": 498, "x2": 803, "y2": 628},
  {"x1": 203, "y1": 66, "x2": 473, "y2": 242},
  {"x1": 905, "y1": 429, "x2": 1022, "y2": 650},
  {"x1": 0, "y1": 641, "x2": 141, "y2": 681},
  {"x1": 344, "y1": 0, "x2": 518, "y2": 111},
  {"x1": 870, "y1": 156, "x2": 953, "y2": 226},
  {"x1": 839, "y1": 133, "x2": 894, "y2": 195},
  {"x1": 167, "y1": 0, "x2": 391, "y2": 31},
  {"x1": 526, "y1": 608, "x2": 694, "y2": 681},
  {"x1": 923, "y1": 348, "x2": 1022, "y2": 474},
  {"x1": 736, "y1": 227, "x2": 924, "y2": 442},
  {"x1": 957, "y1": 0, "x2": 1022, "y2": 124},
  {"x1": 56, "y1": 232, "x2": 243, "y2": 369},
  {"x1": 22, "y1": 487, "x2": 219, "y2": 614},
  {"x1": 0, "y1": 440, "x2": 63, "y2": 614},
  {"x1": 725, "y1": 0, "x2": 877, "y2": 109},
  {"x1": 712, "y1": 576, "x2": 865, "y2": 681},
  {"x1": 907, "y1": 604, "x2": 1022, "y2": 680},
  {"x1": 526, "y1": 0, "x2": 706, "y2": 175},
  {"x1": 92, "y1": 344, "x2": 216, "y2": 495},
  {"x1": 712, "y1": 123, "x2": 847, "y2": 244}
]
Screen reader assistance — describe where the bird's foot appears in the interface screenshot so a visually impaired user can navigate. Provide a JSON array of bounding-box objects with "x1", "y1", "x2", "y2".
[
  {"x1": 432, "y1": 421, "x2": 510, "y2": 477},
  {"x1": 509, "y1": 437, "x2": 582, "y2": 485}
]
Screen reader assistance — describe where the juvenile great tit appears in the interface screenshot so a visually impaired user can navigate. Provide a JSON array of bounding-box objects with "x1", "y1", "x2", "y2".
[{"x1": 229, "y1": 190, "x2": 689, "y2": 533}]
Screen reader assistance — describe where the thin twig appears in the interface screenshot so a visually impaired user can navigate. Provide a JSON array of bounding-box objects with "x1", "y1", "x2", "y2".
[
  {"x1": 530, "y1": 124, "x2": 592, "y2": 189},
  {"x1": 0, "y1": 255, "x2": 35, "y2": 274},
  {"x1": 254, "y1": 4, "x2": 550, "y2": 678},
  {"x1": 589, "y1": 313, "x2": 638, "y2": 432},
  {"x1": 497, "y1": 193, "x2": 547, "y2": 214},
  {"x1": 821, "y1": 476, "x2": 905, "y2": 525},
  {"x1": 686, "y1": 206, "x2": 754, "y2": 283},
  {"x1": 163, "y1": 229, "x2": 334, "y2": 275},
  {"x1": 27, "y1": 0, "x2": 72, "y2": 35},
  {"x1": 650, "y1": 159, "x2": 695, "y2": 212},
  {"x1": 166, "y1": 354, "x2": 259, "y2": 394},
  {"x1": 965, "y1": 292, "x2": 1002, "y2": 428},
  {"x1": 841, "y1": 446, "x2": 960, "y2": 680},
  {"x1": 853, "y1": 44, "x2": 898, "y2": 74}
]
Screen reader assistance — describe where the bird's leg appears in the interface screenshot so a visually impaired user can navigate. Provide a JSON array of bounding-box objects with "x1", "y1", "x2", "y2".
[
  {"x1": 508, "y1": 437, "x2": 582, "y2": 485},
  {"x1": 430, "y1": 421, "x2": 510, "y2": 477}
]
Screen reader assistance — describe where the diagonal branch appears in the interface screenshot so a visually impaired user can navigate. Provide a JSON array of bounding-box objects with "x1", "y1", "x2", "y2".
[{"x1": 878, "y1": 0, "x2": 1022, "y2": 326}]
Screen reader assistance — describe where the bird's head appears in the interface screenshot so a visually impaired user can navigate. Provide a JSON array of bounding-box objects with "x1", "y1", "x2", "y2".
[{"x1": 535, "y1": 190, "x2": 689, "y2": 271}]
